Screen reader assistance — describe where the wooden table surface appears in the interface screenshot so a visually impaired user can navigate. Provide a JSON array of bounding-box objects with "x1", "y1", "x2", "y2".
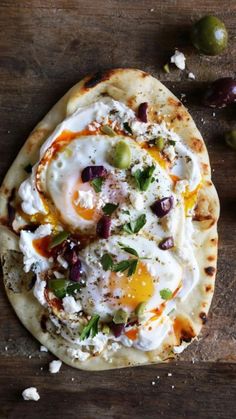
[{"x1": 0, "y1": 1, "x2": 236, "y2": 418}]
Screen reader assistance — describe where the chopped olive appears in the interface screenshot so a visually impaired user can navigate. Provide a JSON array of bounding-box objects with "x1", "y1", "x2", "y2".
[
  {"x1": 101, "y1": 125, "x2": 116, "y2": 136},
  {"x1": 225, "y1": 130, "x2": 236, "y2": 150},
  {"x1": 191, "y1": 16, "x2": 228, "y2": 55},
  {"x1": 135, "y1": 302, "x2": 146, "y2": 317},
  {"x1": 155, "y1": 137, "x2": 165, "y2": 151},
  {"x1": 102, "y1": 324, "x2": 110, "y2": 335},
  {"x1": 113, "y1": 309, "x2": 128, "y2": 324}
]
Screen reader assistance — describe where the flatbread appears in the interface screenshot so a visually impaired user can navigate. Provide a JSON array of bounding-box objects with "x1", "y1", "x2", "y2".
[{"x1": 0, "y1": 69, "x2": 219, "y2": 370}]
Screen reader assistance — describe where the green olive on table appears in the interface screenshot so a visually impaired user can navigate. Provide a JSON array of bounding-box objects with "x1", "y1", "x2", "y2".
[
  {"x1": 191, "y1": 16, "x2": 228, "y2": 55},
  {"x1": 225, "y1": 130, "x2": 236, "y2": 150},
  {"x1": 113, "y1": 141, "x2": 131, "y2": 169}
]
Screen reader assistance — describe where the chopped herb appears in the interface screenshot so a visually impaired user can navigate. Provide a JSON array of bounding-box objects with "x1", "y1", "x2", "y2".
[
  {"x1": 66, "y1": 283, "x2": 82, "y2": 295},
  {"x1": 24, "y1": 164, "x2": 33, "y2": 173},
  {"x1": 122, "y1": 209, "x2": 130, "y2": 215},
  {"x1": 100, "y1": 125, "x2": 116, "y2": 136},
  {"x1": 91, "y1": 177, "x2": 104, "y2": 193},
  {"x1": 168, "y1": 140, "x2": 176, "y2": 146},
  {"x1": 113, "y1": 258, "x2": 138, "y2": 276},
  {"x1": 123, "y1": 122, "x2": 133, "y2": 135},
  {"x1": 101, "y1": 253, "x2": 114, "y2": 271},
  {"x1": 48, "y1": 279, "x2": 69, "y2": 299},
  {"x1": 80, "y1": 314, "x2": 100, "y2": 340},
  {"x1": 133, "y1": 165, "x2": 155, "y2": 191},
  {"x1": 122, "y1": 214, "x2": 146, "y2": 234},
  {"x1": 48, "y1": 231, "x2": 70, "y2": 249},
  {"x1": 160, "y1": 288, "x2": 173, "y2": 300},
  {"x1": 118, "y1": 242, "x2": 139, "y2": 257},
  {"x1": 48, "y1": 279, "x2": 82, "y2": 298},
  {"x1": 102, "y1": 203, "x2": 119, "y2": 215}
]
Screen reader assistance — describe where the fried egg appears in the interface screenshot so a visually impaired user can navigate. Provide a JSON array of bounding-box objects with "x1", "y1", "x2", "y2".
[{"x1": 79, "y1": 235, "x2": 182, "y2": 320}]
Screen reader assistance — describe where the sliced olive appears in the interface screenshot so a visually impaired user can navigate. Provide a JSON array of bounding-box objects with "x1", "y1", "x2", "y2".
[
  {"x1": 155, "y1": 137, "x2": 165, "y2": 151},
  {"x1": 113, "y1": 141, "x2": 131, "y2": 169},
  {"x1": 48, "y1": 231, "x2": 69, "y2": 249},
  {"x1": 101, "y1": 125, "x2": 116, "y2": 136},
  {"x1": 48, "y1": 278, "x2": 69, "y2": 299},
  {"x1": 113, "y1": 309, "x2": 128, "y2": 324},
  {"x1": 135, "y1": 302, "x2": 146, "y2": 317},
  {"x1": 102, "y1": 324, "x2": 110, "y2": 335},
  {"x1": 191, "y1": 16, "x2": 228, "y2": 56},
  {"x1": 225, "y1": 130, "x2": 236, "y2": 150}
]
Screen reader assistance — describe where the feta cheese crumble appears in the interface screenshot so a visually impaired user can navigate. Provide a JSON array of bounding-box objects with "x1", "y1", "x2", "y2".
[
  {"x1": 33, "y1": 277, "x2": 47, "y2": 306},
  {"x1": 188, "y1": 72, "x2": 196, "y2": 80},
  {"x1": 22, "y1": 387, "x2": 40, "y2": 401},
  {"x1": 129, "y1": 191, "x2": 144, "y2": 210},
  {"x1": 73, "y1": 189, "x2": 94, "y2": 209},
  {"x1": 40, "y1": 345, "x2": 48, "y2": 352},
  {"x1": 170, "y1": 50, "x2": 186, "y2": 70},
  {"x1": 49, "y1": 360, "x2": 62, "y2": 374},
  {"x1": 19, "y1": 224, "x2": 52, "y2": 273},
  {"x1": 62, "y1": 296, "x2": 82, "y2": 314}
]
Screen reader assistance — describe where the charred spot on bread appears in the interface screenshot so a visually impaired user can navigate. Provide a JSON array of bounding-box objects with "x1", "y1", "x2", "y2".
[
  {"x1": 204, "y1": 266, "x2": 216, "y2": 276},
  {"x1": 199, "y1": 312, "x2": 207, "y2": 324}
]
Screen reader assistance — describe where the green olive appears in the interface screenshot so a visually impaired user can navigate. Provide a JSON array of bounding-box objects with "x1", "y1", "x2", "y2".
[
  {"x1": 102, "y1": 324, "x2": 110, "y2": 335},
  {"x1": 191, "y1": 16, "x2": 228, "y2": 55},
  {"x1": 113, "y1": 309, "x2": 128, "y2": 324},
  {"x1": 155, "y1": 137, "x2": 165, "y2": 151},
  {"x1": 113, "y1": 141, "x2": 131, "y2": 169},
  {"x1": 225, "y1": 130, "x2": 236, "y2": 150},
  {"x1": 135, "y1": 302, "x2": 146, "y2": 317}
]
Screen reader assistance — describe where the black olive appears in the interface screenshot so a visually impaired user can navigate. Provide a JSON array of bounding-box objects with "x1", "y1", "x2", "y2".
[{"x1": 203, "y1": 78, "x2": 236, "y2": 108}]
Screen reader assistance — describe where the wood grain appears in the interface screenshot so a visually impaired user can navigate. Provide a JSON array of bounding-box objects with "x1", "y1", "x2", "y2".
[{"x1": 0, "y1": 0, "x2": 236, "y2": 417}]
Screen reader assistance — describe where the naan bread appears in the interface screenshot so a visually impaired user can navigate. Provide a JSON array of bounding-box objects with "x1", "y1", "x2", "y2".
[{"x1": 0, "y1": 69, "x2": 219, "y2": 370}]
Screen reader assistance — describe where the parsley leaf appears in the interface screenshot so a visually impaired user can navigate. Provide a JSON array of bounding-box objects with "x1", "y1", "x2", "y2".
[
  {"x1": 168, "y1": 139, "x2": 176, "y2": 146},
  {"x1": 112, "y1": 259, "x2": 138, "y2": 277},
  {"x1": 160, "y1": 288, "x2": 173, "y2": 300},
  {"x1": 123, "y1": 122, "x2": 133, "y2": 135},
  {"x1": 133, "y1": 165, "x2": 155, "y2": 191},
  {"x1": 127, "y1": 259, "x2": 138, "y2": 276},
  {"x1": 91, "y1": 177, "x2": 104, "y2": 193},
  {"x1": 118, "y1": 242, "x2": 139, "y2": 257},
  {"x1": 66, "y1": 283, "x2": 82, "y2": 296},
  {"x1": 102, "y1": 203, "x2": 119, "y2": 215},
  {"x1": 122, "y1": 209, "x2": 130, "y2": 215},
  {"x1": 101, "y1": 253, "x2": 114, "y2": 271},
  {"x1": 80, "y1": 314, "x2": 100, "y2": 340},
  {"x1": 122, "y1": 214, "x2": 146, "y2": 234}
]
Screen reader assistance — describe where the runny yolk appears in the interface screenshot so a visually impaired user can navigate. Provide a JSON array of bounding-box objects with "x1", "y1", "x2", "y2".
[
  {"x1": 32, "y1": 235, "x2": 51, "y2": 258},
  {"x1": 144, "y1": 146, "x2": 169, "y2": 170},
  {"x1": 72, "y1": 190, "x2": 97, "y2": 221},
  {"x1": 183, "y1": 183, "x2": 201, "y2": 214},
  {"x1": 109, "y1": 261, "x2": 154, "y2": 310}
]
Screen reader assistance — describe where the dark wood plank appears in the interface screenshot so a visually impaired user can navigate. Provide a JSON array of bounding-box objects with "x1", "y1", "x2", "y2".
[
  {"x1": 0, "y1": 0, "x2": 236, "y2": 417},
  {"x1": 0, "y1": 357, "x2": 236, "y2": 419}
]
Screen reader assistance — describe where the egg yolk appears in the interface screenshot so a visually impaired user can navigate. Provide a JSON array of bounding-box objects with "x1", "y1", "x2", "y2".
[
  {"x1": 109, "y1": 261, "x2": 154, "y2": 309},
  {"x1": 72, "y1": 182, "x2": 101, "y2": 221},
  {"x1": 183, "y1": 183, "x2": 201, "y2": 214},
  {"x1": 142, "y1": 145, "x2": 169, "y2": 170}
]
